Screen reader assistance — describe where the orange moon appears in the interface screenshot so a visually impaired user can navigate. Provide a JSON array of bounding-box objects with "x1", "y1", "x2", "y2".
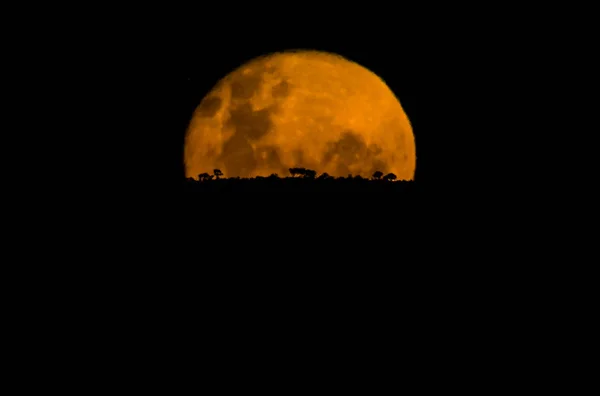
[{"x1": 185, "y1": 50, "x2": 416, "y2": 180}]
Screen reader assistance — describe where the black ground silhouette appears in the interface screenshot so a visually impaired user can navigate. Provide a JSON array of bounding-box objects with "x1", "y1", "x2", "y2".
[{"x1": 180, "y1": 166, "x2": 421, "y2": 246}]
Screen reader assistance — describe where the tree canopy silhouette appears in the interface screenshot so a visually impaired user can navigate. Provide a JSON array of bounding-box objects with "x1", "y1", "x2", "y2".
[
  {"x1": 383, "y1": 173, "x2": 397, "y2": 181},
  {"x1": 185, "y1": 168, "x2": 414, "y2": 196},
  {"x1": 289, "y1": 167, "x2": 304, "y2": 177}
]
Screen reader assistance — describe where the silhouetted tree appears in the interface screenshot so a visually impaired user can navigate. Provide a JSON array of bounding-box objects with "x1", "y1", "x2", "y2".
[
  {"x1": 198, "y1": 172, "x2": 210, "y2": 181},
  {"x1": 268, "y1": 173, "x2": 279, "y2": 179},
  {"x1": 383, "y1": 173, "x2": 397, "y2": 181},
  {"x1": 303, "y1": 169, "x2": 316, "y2": 179},
  {"x1": 372, "y1": 171, "x2": 383, "y2": 180},
  {"x1": 214, "y1": 169, "x2": 223, "y2": 179},
  {"x1": 317, "y1": 172, "x2": 332, "y2": 180}
]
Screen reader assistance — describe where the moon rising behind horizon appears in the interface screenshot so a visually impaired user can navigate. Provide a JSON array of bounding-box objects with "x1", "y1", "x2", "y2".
[{"x1": 185, "y1": 50, "x2": 416, "y2": 180}]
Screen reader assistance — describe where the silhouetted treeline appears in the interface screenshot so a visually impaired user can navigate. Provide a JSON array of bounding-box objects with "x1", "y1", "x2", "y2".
[{"x1": 184, "y1": 168, "x2": 413, "y2": 193}]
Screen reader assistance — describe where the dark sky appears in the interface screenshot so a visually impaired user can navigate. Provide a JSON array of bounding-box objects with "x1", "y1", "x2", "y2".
[{"x1": 121, "y1": 11, "x2": 471, "y2": 189}]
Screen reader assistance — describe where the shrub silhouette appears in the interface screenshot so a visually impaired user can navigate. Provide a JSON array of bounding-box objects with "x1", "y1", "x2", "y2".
[
  {"x1": 303, "y1": 169, "x2": 317, "y2": 179},
  {"x1": 383, "y1": 173, "x2": 397, "y2": 181},
  {"x1": 289, "y1": 167, "x2": 308, "y2": 177},
  {"x1": 372, "y1": 171, "x2": 383, "y2": 180}
]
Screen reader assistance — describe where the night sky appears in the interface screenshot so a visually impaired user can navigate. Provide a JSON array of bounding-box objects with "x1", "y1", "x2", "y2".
[
  {"x1": 111, "y1": 7, "x2": 498, "y2": 196},
  {"x1": 125, "y1": 18, "x2": 445, "y2": 188}
]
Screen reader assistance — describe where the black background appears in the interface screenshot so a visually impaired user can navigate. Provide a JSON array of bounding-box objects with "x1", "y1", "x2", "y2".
[
  {"x1": 18, "y1": 8, "x2": 569, "y2": 377},
  {"x1": 94, "y1": 7, "x2": 504, "y2": 258}
]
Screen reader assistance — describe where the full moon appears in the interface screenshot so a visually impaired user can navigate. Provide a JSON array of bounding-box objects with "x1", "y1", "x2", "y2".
[{"x1": 185, "y1": 50, "x2": 416, "y2": 180}]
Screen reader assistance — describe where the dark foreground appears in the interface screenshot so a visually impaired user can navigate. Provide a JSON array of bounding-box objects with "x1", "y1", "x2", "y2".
[
  {"x1": 183, "y1": 175, "x2": 416, "y2": 193},
  {"x1": 181, "y1": 176, "x2": 420, "y2": 222},
  {"x1": 180, "y1": 175, "x2": 423, "y2": 253}
]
